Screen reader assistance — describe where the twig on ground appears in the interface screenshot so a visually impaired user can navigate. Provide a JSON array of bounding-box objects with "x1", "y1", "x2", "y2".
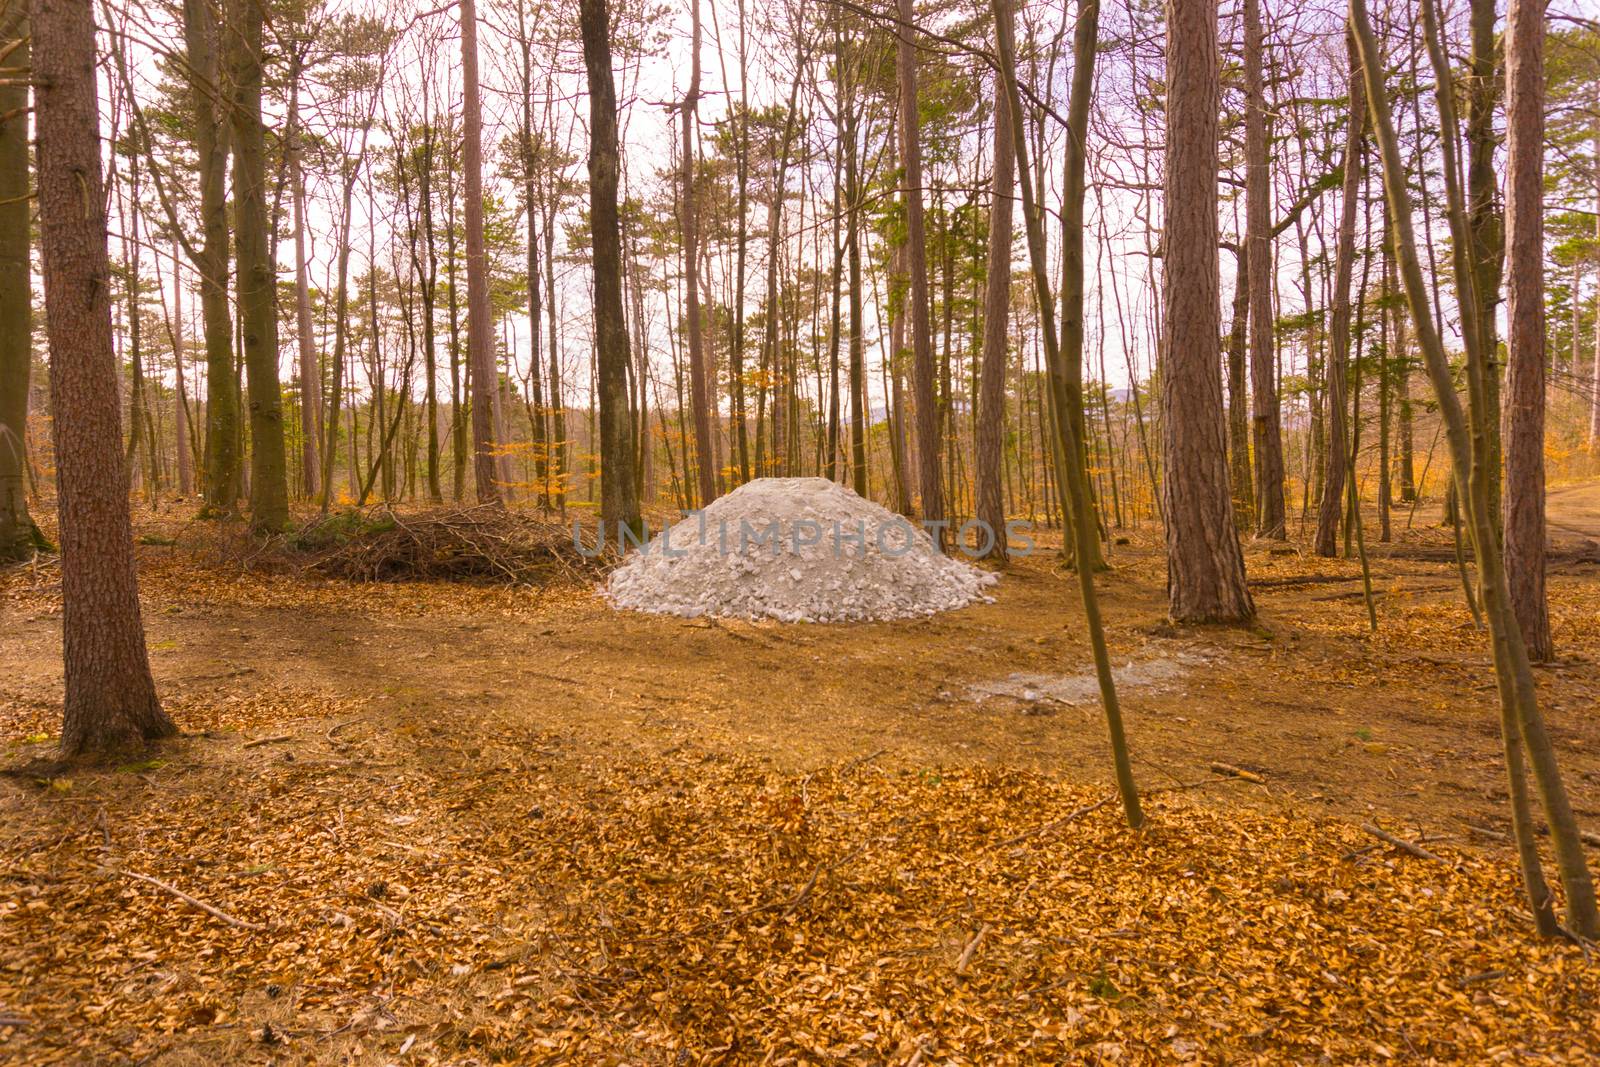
[
  {"x1": 1458, "y1": 969, "x2": 1506, "y2": 986},
  {"x1": 955, "y1": 923, "x2": 992, "y2": 976},
  {"x1": 994, "y1": 795, "x2": 1113, "y2": 849},
  {"x1": 107, "y1": 867, "x2": 271, "y2": 932},
  {"x1": 839, "y1": 748, "x2": 887, "y2": 777},
  {"x1": 1209, "y1": 762, "x2": 1267, "y2": 784},
  {"x1": 1361, "y1": 824, "x2": 1446, "y2": 863},
  {"x1": 325, "y1": 719, "x2": 362, "y2": 744},
  {"x1": 243, "y1": 734, "x2": 295, "y2": 749},
  {"x1": 784, "y1": 843, "x2": 867, "y2": 917},
  {"x1": 1461, "y1": 823, "x2": 1508, "y2": 842}
]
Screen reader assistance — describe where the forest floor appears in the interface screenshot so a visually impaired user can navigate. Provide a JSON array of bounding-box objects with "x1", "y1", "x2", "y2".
[{"x1": 3, "y1": 487, "x2": 1600, "y2": 1064}]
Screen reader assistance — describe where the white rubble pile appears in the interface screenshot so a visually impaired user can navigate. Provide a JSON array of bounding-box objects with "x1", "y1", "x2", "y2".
[{"x1": 605, "y1": 477, "x2": 998, "y2": 623}]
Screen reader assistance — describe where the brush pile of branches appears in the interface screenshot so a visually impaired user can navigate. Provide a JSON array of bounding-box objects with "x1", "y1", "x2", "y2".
[{"x1": 291, "y1": 505, "x2": 612, "y2": 587}]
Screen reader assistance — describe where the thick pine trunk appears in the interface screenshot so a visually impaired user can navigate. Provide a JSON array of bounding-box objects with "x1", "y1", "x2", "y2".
[
  {"x1": 0, "y1": 0, "x2": 38, "y2": 561},
  {"x1": 1244, "y1": 0, "x2": 1285, "y2": 538},
  {"x1": 182, "y1": 0, "x2": 239, "y2": 514},
  {"x1": 1502, "y1": 0, "x2": 1553, "y2": 663},
  {"x1": 580, "y1": 0, "x2": 640, "y2": 533},
  {"x1": 35, "y1": 0, "x2": 176, "y2": 756},
  {"x1": 975, "y1": 0, "x2": 1016, "y2": 560},
  {"x1": 1159, "y1": 0, "x2": 1253, "y2": 622},
  {"x1": 895, "y1": 0, "x2": 945, "y2": 542},
  {"x1": 228, "y1": 0, "x2": 289, "y2": 533}
]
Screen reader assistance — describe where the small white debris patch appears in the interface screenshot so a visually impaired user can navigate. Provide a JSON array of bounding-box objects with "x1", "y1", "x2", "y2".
[
  {"x1": 968, "y1": 656, "x2": 1195, "y2": 708},
  {"x1": 605, "y1": 477, "x2": 998, "y2": 623}
]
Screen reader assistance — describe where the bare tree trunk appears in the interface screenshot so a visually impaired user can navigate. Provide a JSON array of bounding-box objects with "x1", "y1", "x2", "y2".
[
  {"x1": 731, "y1": 0, "x2": 752, "y2": 485},
  {"x1": 1160, "y1": 0, "x2": 1253, "y2": 622},
  {"x1": 1465, "y1": 0, "x2": 1502, "y2": 523},
  {"x1": 888, "y1": 242, "x2": 914, "y2": 517},
  {"x1": 182, "y1": 0, "x2": 239, "y2": 514},
  {"x1": 460, "y1": 0, "x2": 500, "y2": 504},
  {"x1": 681, "y1": 0, "x2": 715, "y2": 505},
  {"x1": 228, "y1": 0, "x2": 289, "y2": 533},
  {"x1": 34, "y1": 0, "x2": 176, "y2": 755},
  {"x1": 993, "y1": 0, "x2": 1141, "y2": 827},
  {"x1": 895, "y1": 0, "x2": 945, "y2": 541},
  {"x1": 1225, "y1": 244, "x2": 1253, "y2": 527},
  {"x1": 120, "y1": 153, "x2": 151, "y2": 499},
  {"x1": 1060, "y1": 0, "x2": 1106, "y2": 570},
  {"x1": 320, "y1": 161, "x2": 359, "y2": 511},
  {"x1": 1502, "y1": 0, "x2": 1553, "y2": 663},
  {"x1": 1244, "y1": 0, "x2": 1285, "y2": 538},
  {"x1": 1356, "y1": 0, "x2": 1597, "y2": 940},
  {"x1": 975, "y1": 0, "x2": 1015, "y2": 559},
  {"x1": 1591, "y1": 113, "x2": 1600, "y2": 449},
  {"x1": 545, "y1": 214, "x2": 566, "y2": 511},
  {"x1": 0, "y1": 0, "x2": 38, "y2": 561},
  {"x1": 1315, "y1": 34, "x2": 1362, "y2": 559},
  {"x1": 171, "y1": 242, "x2": 194, "y2": 497},
  {"x1": 288, "y1": 49, "x2": 321, "y2": 501},
  {"x1": 580, "y1": 0, "x2": 640, "y2": 533},
  {"x1": 1397, "y1": 290, "x2": 1415, "y2": 503},
  {"x1": 419, "y1": 119, "x2": 443, "y2": 503},
  {"x1": 840, "y1": 24, "x2": 867, "y2": 499}
]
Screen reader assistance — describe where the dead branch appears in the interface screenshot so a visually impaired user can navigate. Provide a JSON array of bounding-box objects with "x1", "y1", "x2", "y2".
[
  {"x1": 108, "y1": 867, "x2": 271, "y2": 932},
  {"x1": 1209, "y1": 762, "x2": 1267, "y2": 784},
  {"x1": 243, "y1": 734, "x2": 294, "y2": 749},
  {"x1": 994, "y1": 795, "x2": 1113, "y2": 848},
  {"x1": 955, "y1": 923, "x2": 992, "y2": 976},
  {"x1": 1361, "y1": 824, "x2": 1446, "y2": 864},
  {"x1": 259, "y1": 506, "x2": 615, "y2": 587}
]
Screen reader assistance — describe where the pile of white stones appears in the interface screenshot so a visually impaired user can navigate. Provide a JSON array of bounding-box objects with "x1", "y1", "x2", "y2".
[{"x1": 604, "y1": 477, "x2": 998, "y2": 623}]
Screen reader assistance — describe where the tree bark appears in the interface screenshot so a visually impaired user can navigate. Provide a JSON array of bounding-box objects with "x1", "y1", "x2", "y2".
[
  {"x1": 993, "y1": 0, "x2": 1141, "y2": 827},
  {"x1": 1315, "y1": 34, "x2": 1363, "y2": 558},
  {"x1": 731, "y1": 0, "x2": 752, "y2": 485},
  {"x1": 581, "y1": 0, "x2": 641, "y2": 533},
  {"x1": 681, "y1": 0, "x2": 715, "y2": 505},
  {"x1": 182, "y1": 0, "x2": 239, "y2": 514},
  {"x1": 1160, "y1": 0, "x2": 1253, "y2": 622},
  {"x1": 171, "y1": 241, "x2": 194, "y2": 497},
  {"x1": 34, "y1": 0, "x2": 176, "y2": 755},
  {"x1": 1244, "y1": 0, "x2": 1285, "y2": 538},
  {"x1": 288, "y1": 48, "x2": 322, "y2": 501},
  {"x1": 1060, "y1": 0, "x2": 1105, "y2": 569},
  {"x1": 460, "y1": 0, "x2": 500, "y2": 504},
  {"x1": 228, "y1": 0, "x2": 289, "y2": 533},
  {"x1": 1502, "y1": 0, "x2": 1553, "y2": 662},
  {"x1": 895, "y1": 0, "x2": 945, "y2": 541},
  {"x1": 1225, "y1": 244, "x2": 1253, "y2": 527},
  {"x1": 1356, "y1": 0, "x2": 1597, "y2": 940},
  {"x1": 840, "y1": 23, "x2": 867, "y2": 498},
  {"x1": 975, "y1": 0, "x2": 1016, "y2": 560},
  {"x1": 1465, "y1": 0, "x2": 1502, "y2": 524},
  {"x1": 0, "y1": 0, "x2": 38, "y2": 561}
]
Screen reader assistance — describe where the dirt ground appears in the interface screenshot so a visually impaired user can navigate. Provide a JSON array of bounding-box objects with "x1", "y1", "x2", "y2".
[{"x1": 3, "y1": 488, "x2": 1599, "y2": 1064}]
